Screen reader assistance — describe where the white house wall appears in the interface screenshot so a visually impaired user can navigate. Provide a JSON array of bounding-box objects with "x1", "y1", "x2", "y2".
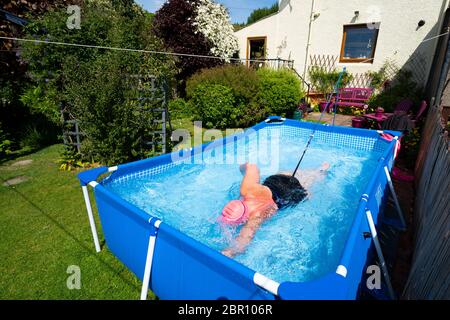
[{"x1": 235, "y1": 0, "x2": 449, "y2": 86}]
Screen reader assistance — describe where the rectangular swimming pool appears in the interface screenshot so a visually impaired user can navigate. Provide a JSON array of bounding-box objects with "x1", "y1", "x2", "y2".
[{"x1": 78, "y1": 117, "x2": 401, "y2": 300}]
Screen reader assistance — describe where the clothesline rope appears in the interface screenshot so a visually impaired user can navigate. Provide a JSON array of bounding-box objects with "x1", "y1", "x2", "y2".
[{"x1": 1, "y1": 30, "x2": 448, "y2": 62}]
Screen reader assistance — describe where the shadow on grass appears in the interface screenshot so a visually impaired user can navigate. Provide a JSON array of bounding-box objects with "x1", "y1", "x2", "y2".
[{"x1": 0, "y1": 175, "x2": 141, "y2": 295}]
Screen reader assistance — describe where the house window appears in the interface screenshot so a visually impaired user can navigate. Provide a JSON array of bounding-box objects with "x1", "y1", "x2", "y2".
[
  {"x1": 247, "y1": 37, "x2": 267, "y2": 68},
  {"x1": 340, "y1": 24, "x2": 379, "y2": 63}
]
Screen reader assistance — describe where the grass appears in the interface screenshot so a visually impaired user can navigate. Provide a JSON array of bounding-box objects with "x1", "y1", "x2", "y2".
[
  {"x1": 0, "y1": 117, "x2": 238, "y2": 299},
  {"x1": 170, "y1": 117, "x2": 243, "y2": 149},
  {"x1": 0, "y1": 117, "x2": 258, "y2": 299},
  {"x1": 0, "y1": 144, "x2": 150, "y2": 299}
]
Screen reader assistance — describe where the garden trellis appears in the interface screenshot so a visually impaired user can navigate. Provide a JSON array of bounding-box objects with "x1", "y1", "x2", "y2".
[
  {"x1": 60, "y1": 106, "x2": 84, "y2": 154},
  {"x1": 126, "y1": 74, "x2": 172, "y2": 157}
]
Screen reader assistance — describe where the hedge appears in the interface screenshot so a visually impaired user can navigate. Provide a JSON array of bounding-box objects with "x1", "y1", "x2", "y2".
[{"x1": 186, "y1": 65, "x2": 304, "y2": 128}]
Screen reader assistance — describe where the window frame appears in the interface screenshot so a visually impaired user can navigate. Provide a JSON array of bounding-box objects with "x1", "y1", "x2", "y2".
[
  {"x1": 339, "y1": 24, "x2": 379, "y2": 63},
  {"x1": 246, "y1": 36, "x2": 267, "y2": 66}
]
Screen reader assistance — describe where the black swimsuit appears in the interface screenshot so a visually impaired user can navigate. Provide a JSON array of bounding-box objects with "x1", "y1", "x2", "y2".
[{"x1": 262, "y1": 174, "x2": 308, "y2": 209}]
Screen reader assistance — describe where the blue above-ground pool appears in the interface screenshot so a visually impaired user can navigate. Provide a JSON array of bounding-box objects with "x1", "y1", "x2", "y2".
[{"x1": 78, "y1": 117, "x2": 402, "y2": 300}]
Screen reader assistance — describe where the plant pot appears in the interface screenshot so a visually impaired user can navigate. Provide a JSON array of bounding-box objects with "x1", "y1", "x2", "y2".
[
  {"x1": 319, "y1": 102, "x2": 330, "y2": 113},
  {"x1": 352, "y1": 116, "x2": 367, "y2": 128},
  {"x1": 293, "y1": 110, "x2": 303, "y2": 120}
]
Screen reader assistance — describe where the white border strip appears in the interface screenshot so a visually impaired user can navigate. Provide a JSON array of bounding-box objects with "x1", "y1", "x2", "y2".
[
  {"x1": 108, "y1": 166, "x2": 118, "y2": 172},
  {"x1": 336, "y1": 265, "x2": 348, "y2": 277},
  {"x1": 88, "y1": 181, "x2": 98, "y2": 188},
  {"x1": 264, "y1": 117, "x2": 286, "y2": 123},
  {"x1": 253, "y1": 272, "x2": 280, "y2": 296}
]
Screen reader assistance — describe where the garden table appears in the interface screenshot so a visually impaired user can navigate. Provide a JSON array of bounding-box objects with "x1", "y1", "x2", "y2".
[{"x1": 363, "y1": 112, "x2": 394, "y2": 129}]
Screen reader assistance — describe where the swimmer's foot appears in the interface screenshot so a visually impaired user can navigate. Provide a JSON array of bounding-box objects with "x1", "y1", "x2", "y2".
[
  {"x1": 222, "y1": 248, "x2": 234, "y2": 258},
  {"x1": 320, "y1": 162, "x2": 330, "y2": 171}
]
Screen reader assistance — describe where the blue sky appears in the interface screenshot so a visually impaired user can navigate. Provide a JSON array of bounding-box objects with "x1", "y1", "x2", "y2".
[{"x1": 134, "y1": 0, "x2": 277, "y2": 23}]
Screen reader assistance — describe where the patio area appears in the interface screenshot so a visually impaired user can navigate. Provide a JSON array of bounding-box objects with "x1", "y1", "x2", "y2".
[{"x1": 304, "y1": 112, "x2": 354, "y2": 127}]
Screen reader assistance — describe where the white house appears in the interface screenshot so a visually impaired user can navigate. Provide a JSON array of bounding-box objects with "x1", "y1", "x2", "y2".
[{"x1": 235, "y1": 0, "x2": 450, "y2": 87}]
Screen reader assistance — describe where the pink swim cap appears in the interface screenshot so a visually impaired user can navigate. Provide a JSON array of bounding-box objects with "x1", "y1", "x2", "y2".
[{"x1": 221, "y1": 200, "x2": 249, "y2": 225}]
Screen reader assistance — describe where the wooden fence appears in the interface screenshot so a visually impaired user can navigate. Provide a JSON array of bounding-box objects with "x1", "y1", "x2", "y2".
[
  {"x1": 402, "y1": 102, "x2": 450, "y2": 299},
  {"x1": 401, "y1": 6, "x2": 450, "y2": 299}
]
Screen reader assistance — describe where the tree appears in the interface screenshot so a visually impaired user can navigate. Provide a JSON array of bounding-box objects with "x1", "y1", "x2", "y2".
[
  {"x1": 193, "y1": 0, "x2": 238, "y2": 62},
  {"x1": 20, "y1": 1, "x2": 177, "y2": 163},
  {"x1": 233, "y1": 23, "x2": 246, "y2": 32},
  {"x1": 153, "y1": 0, "x2": 221, "y2": 82},
  {"x1": 247, "y1": 2, "x2": 278, "y2": 25},
  {"x1": 153, "y1": 0, "x2": 238, "y2": 82},
  {"x1": 0, "y1": 0, "x2": 82, "y2": 151},
  {"x1": 0, "y1": 0, "x2": 82, "y2": 72}
]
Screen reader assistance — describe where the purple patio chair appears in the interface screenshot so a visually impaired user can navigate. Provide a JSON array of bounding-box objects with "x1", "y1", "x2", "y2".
[
  {"x1": 363, "y1": 98, "x2": 414, "y2": 129},
  {"x1": 394, "y1": 99, "x2": 414, "y2": 114},
  {"x1": 413, "y1": 100, "x2": 428, "y2": 122}
]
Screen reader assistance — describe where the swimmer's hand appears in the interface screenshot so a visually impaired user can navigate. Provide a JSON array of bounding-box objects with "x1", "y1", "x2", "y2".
[{"x1": 239, "y1": 163, "x2": 248, "y2": 175}]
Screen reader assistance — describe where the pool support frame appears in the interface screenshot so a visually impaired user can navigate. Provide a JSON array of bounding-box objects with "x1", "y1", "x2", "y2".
[{"x1": 78, "y1": 116, "x2": 404, "y2": 300}]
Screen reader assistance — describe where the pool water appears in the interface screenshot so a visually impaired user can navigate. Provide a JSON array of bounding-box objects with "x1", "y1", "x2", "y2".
[{"x1": 104, "y1": 132, "x2": 380, "y2": 283}]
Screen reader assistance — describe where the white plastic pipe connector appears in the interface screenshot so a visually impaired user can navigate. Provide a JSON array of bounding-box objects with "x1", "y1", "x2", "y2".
[{"x1": 81, "y1": 185, "x2": 101, "y2": 253}]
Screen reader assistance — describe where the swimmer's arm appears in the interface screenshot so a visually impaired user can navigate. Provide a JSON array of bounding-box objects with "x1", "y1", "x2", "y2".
[
  {"x1": 240, "y1": 163, "x2": 262, "y2": 196},
  {"x1": 222, "y1": 216, "x2": 262, "y2": 258}
]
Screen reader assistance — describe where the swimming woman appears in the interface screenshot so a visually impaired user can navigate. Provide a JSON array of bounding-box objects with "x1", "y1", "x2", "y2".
[{"x1": 221, "y1": 162, "x2": 330, "y2": 258}]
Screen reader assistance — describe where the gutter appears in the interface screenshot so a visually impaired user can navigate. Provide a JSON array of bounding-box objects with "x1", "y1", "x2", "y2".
[
  {"x1": 302, "y1": 0, "x2": 316, "y2": 80},
  {"x1": 0, "y1": 9, "x2": 28, "y2": 27}
]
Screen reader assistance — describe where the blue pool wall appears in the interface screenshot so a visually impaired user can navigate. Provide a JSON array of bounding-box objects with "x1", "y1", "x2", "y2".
[{"x1": 78, "y1": 117, "x2": 401, "y2": 300}]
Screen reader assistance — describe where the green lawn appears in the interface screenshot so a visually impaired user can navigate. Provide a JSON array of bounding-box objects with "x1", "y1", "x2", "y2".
[
  {"x1": 0, "y1": 117, "x2": 234, "y2": 299},
  {"x1": 0, "y1": 118, "x2": 254, "y2": 299},
  {"x1": 0, "y1": 145, "x2": 151, "y2": 299}
]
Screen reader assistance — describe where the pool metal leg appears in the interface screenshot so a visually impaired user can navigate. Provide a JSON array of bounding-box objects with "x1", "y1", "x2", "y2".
[
  {"x1": 253, "y1": 272, "x2": 280, "y2": 297},
  {"x1": 81, "y1": 185, "x2": 101, "y2": 253},
  {"x1": 384, "y1": 166, "x2": 407, "y2": 230},
  {"x1": 365, "y1": 210, "x2": 396, "y2": 300},
  {"x1": 140, "y1": 219, "x2": 161, "y2": 300}
]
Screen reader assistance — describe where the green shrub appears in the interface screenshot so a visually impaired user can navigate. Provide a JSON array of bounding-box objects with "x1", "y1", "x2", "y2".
[
  {"x1": 187, "y1": 65, "x2": 265, "y2": 127},
  {"x1": 187, "y1": 65, "x2": 260, "y2": 104},
  {"x1": 19, "y1": 85, "x2": 60, "y2": 125},
  {"x1": 308, "y1": 67, "x2": 353, "y2": 95},
  {"x1": 58, "y1": 146, "x2": 88, "y2": 171},
  {"x1": 191, "y1": 83, "x2": 235, "y2": 129},
  {"x1": 168, "y1": 98, "x2": 191, "y2": 119},
  {"x1": 19, "y1": 124, "x2": 58, "y2": 152},
  {"x1": 0, "y1": 125, "x2": 13, "y2": 160},
  {"x1": 256, "y1": 68, "x2": 303, "y2": 117},
  {"x1": 21, "y1": 2, "x2": 177, "y2": 164},
  {"x1": 367, "y1": 59, "x2": 398, "y2": 90},
  {"x1": 186, "y1": 65, "x2": 304, "y2": 127},
  {"x1": 368, "y1": 70, "x2": 422, "y2": 113},
  {"x1": 400, "y1": 126, "x2": 421, "y2": 169}
]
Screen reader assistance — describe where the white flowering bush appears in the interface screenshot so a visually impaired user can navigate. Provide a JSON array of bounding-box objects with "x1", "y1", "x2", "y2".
[{"x1": 192, "y1": 0, "x2": 239, "y2": 61}]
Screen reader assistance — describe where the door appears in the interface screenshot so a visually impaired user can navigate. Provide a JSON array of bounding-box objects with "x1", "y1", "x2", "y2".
[{"x1": 247, "y1": 37, "x2": 267, "y2": 68}]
